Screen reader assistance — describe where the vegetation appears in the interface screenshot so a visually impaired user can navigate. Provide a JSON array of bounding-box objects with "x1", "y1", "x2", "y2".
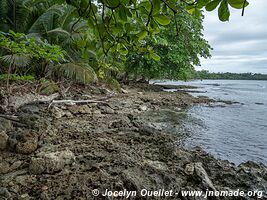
[
  {"x1": 195, "y1": 70, "x2": 267, "y2": 80},
  {"x1": 0, "y1": 74, "x2": 35, "y2": 81},
  {"x1": 0, "y1": 0, "x2": 249, "y2": 89},
  {"x1": 125, "y1": 8, "x2": 211, "y2": 81}
]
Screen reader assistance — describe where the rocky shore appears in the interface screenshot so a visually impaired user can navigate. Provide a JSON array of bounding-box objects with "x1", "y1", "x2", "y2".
[{"x1": 0, "y1": 83, "x2": 266, "y2": 199}]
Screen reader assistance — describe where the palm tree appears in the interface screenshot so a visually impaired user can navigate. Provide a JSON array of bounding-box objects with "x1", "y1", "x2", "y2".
[
  {"x1": 0, "y1": 0, "x2": 29, "y2": 32},
  {"x1": 0, "y1": 0, "x2": 98, "y2": 84}
]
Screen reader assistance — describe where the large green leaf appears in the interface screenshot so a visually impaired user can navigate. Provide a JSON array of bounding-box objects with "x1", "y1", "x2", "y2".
[
  {"x1": 228, "y1": 0, "x2": 249, "y2": 9},
  {"x1": 106, "y1": 0, "x2": 120, "y2": 8},
  {"x1": 118, "y1": 44, "x2": 128, "y2": 55},
  {"x1": 152, "y1": 0, "x2": 161, "y2": 14},
  {"x1": 218, "y1": 0, "x2": 230, "y2": 21},
  {"x1": 137, "y1": 31, "x2": 148, "y2": 41},
  {"x1": 197, "y1": 0, "x2": 210, "y2": 8},
  {"x1": 118, "y1": 6, "x2": 128, "y2": 21},
  {"x1": 153, "y1": 14, "x2": 171, "y2": 26},
  {"x1": 205, "y1": 0, "x2": 221, "y2": 11},
  {"x1": 150, "y1": 52, "x2": 160, "y2": 61}
]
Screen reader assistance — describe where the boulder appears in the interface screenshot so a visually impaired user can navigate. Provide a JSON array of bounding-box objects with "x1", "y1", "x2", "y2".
[
  {"x1": 109, "y1": 119, "x2": 131, "y2": 129},
  {"x1": 99, "y1": 106, "x2": 115, "y2": 114},
  {"x1": 0, "y1": 118, "x2": 13, "y2": 132},
  {"x1": 0, "y1": 131, "x2": 8, "y2": 150},
  {"x1": 29, "y1": 150, "x2": 75, "y2": 174},
  {"x1": 50, "y1": 106, "x2": 73, "y2": 118},
  {"x1": 0, "y1": 187, "x2": 12, "y2": 198},
  {"x1": 194, "y1": 162, "x2": 216, "y2": 191},
  {"x1": 10, "y1": 160, "x2": 23, "y2": 171},
  {"x1": 39, "y1": 81, "x2": 59, "y2": 95},
  {"x1": 19, "y1": 105, "x2": 40, "y2": 114},
  {"x1": 18, "y1": 113, "x2": 40, "y2": 128},
  {"x1": 0, "y1": 161, "x2": 10, "y2": 174},
  {"x1": 67, "y1": 105, "x2": 91, "y2": 115},
  {"x1": 16, "y1": 131, "x2": 38, "y2": 154}
]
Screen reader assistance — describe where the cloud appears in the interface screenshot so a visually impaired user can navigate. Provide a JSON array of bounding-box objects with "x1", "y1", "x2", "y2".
[{"x1": 199, "y1": 0, "x2": 267, "y2": 73}]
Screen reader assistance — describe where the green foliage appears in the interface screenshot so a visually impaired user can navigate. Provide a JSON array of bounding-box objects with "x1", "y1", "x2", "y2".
[
  {"x1": 64, "y1": 0, "x2": 249, "y2": 59},
  {"x1": 125, "y1": 8, "x2": 211, "y2": 81},
  {"x1": 0, "y1": 0, "x2": 251, "y2": 87},
  {"x1": 204, "y1": 0, "x2": 249, "y2": 21},
  {"x1": 0, "y1": 31, "x2": 65, "y2": 64},
  {"x1": 0, "y1": 0, "x2": 29, "y2": 32},
  {"x1": 38, "y1": 79, "x2": 59, "y2": 95},
  {"x1": 0, "y1": 73, "x2": 35, "y2": 81},
  {"x1": 0, "y1": 31, "x2": 66, "y2": 81},
  {"x1": 205, "y1": 0, "x2": 221, "y2": 11},
  {"x1": 51, "y1": 63, "x2": 98, "y2": 84},
  {"x1": 228, "y1": 0, "x2": 249, "y2": 9},
  {"x1": 104, "y1": 76, "x2": 121, "y2": 91}
]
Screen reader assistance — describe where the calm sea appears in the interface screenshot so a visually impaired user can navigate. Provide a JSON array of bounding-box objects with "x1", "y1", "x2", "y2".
[{"x1": 160, "y1": 80, "x2": 267, "y2": 165}]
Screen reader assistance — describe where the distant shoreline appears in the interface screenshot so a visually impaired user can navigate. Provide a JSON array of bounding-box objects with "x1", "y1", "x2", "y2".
[{"x1": 194, "y1": 71, "x2": 267, "y2": 81}]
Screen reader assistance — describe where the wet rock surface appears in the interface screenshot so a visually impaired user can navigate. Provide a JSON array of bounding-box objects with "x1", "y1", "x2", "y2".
[{"x1": 0, "y1": 83, "x2": 266, "y2": 199}]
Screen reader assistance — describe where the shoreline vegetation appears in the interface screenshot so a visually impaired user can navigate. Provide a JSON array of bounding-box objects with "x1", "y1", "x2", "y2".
[
  {"x1": 0, "y1": 81, "x2": 266, "y2": 199},
  {"x1": 195, "y1": 71, "x2": 267, "y2": 80}
]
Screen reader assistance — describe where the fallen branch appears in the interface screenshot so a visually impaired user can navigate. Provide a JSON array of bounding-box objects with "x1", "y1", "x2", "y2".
[
  {"x1": 48, "y1": 99, "x2": 109, "y2": 108},
  {"x1": 51, "y1": 99, "x2": 108, "y2": 104},
  {"x1": 8, "y1": 93, "x2": 60, "y2": 110}
]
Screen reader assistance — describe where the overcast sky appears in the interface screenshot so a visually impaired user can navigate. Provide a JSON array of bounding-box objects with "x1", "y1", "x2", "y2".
[{"x1": 198, "y1": 0, "x2": 267, "y2": 73}]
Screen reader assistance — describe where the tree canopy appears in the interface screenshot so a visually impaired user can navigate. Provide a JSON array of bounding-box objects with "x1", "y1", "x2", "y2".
[
  {"x1": 64, "y1": 0, "x2": 249, "y2": 60},
  {"x1": 0, "y1": 0, "x2": 250, "y2": 86},
  {"x1": 125, "y1": 7, "x2": 211, "y2": 80}
]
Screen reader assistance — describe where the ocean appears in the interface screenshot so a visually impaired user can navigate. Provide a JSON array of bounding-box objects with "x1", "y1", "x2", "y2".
[{"x1": 160, "y1": 80, "x2": 267, "y2": 165}]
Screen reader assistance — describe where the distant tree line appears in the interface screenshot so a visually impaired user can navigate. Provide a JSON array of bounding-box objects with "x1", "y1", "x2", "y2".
[{"x1": 195, "y1": 70, "x2": 267, "y2": 80}]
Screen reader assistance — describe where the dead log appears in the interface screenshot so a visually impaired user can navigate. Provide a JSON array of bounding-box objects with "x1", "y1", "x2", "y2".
[
  {"x1": 8, "y1": 93, "x2": 60, "y2": 110},
  {"x1": 48, "y1": 99, "x2": 109, "y2": 108}
]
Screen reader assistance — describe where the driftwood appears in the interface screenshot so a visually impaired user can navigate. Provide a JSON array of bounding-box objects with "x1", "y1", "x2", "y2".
[
  {"x1": 48, "y1": 98, "x2": 111, "y2": 108},
  {"x1": 48, "y1": 94, "x2": 113, "y2": 108},
  {"x1": 3, "y1": 85, "x2": 114, "y2": 110},
  {"x1": 50, "y1": 99, "x2": 107, "y2": 104},
  {"x1": 8, "y1": 93, "x2": 60, "y2": 110}
]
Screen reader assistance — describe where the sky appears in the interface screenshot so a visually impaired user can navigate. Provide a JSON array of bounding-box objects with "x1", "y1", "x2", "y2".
[{"x1": 197, "y1": 0, "x2": 267, "y2": 73}]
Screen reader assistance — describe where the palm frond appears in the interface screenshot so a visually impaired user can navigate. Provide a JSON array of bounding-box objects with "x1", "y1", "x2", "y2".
[
  {"x1": 0, "y1": 0, "x2": 8, "y2": 19},
  {"x1": 59, "y1": 5, "x2": 77, "y2": 29},
  {"x1": 0, "y1": 54, "x2": 31, "y2": 67},
  {"x1": 51, "y1": 63, "x2": 98, "y2": 84},
  {"x1": 47, "y1": 28, "x2": 71, "y2": 37},
  {"x1": 28, "y1": 4, "x2": 65, "y2": 34},
  {"x1": 0, "y1": 0, "x2": 29, "y2": 32}
]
